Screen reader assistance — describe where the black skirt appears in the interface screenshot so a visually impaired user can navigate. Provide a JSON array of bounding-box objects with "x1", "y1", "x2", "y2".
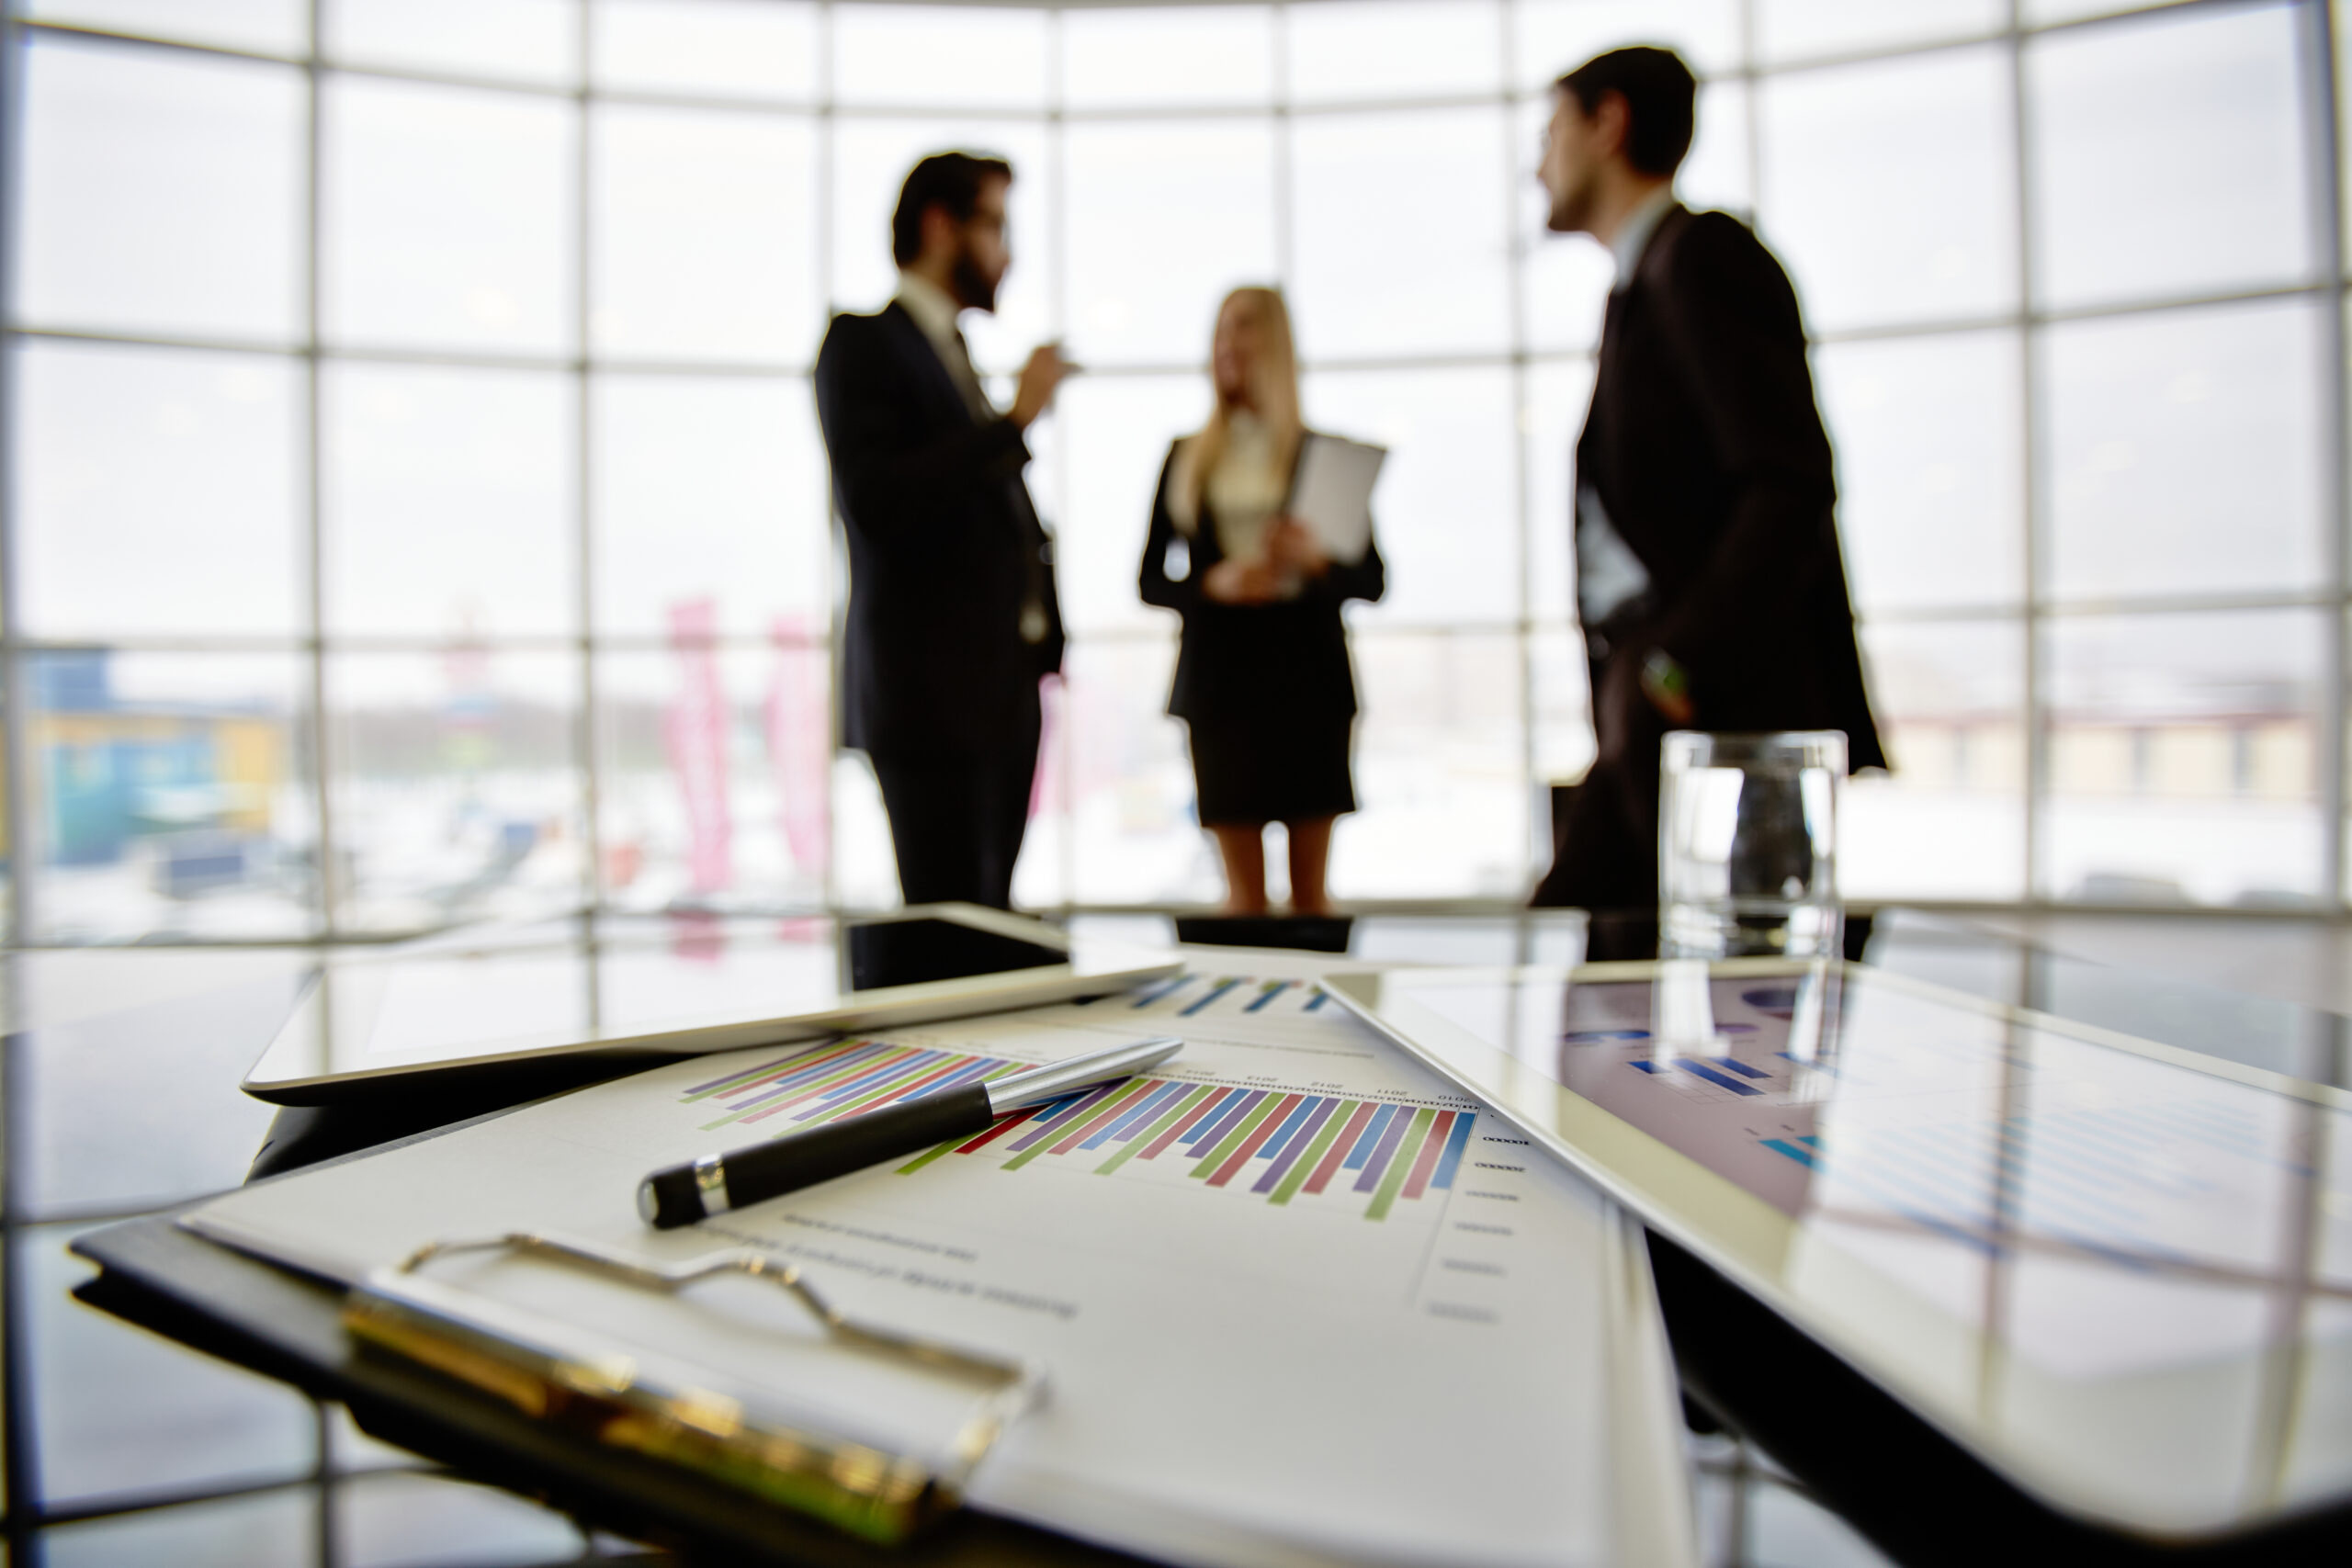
[{"x1": 1187, "y1": 711, "x2": 1357, "y2": 827}]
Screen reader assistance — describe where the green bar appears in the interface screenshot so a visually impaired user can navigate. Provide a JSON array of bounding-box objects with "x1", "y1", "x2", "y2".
[
  {"x1": 811, "y1": 1054, "x2": 985, "y2": 1125},
  {"x1": 1094, "y1": 1085, "x2": 1216, "y2": 1175},
  {"x1": 1268, "y1": 1100, "x2": 1361, "y2": 1206},
  {"x1": 1190, "y1": 1094, "x2": 1286, "y2": 1179},
  {"x1": 678, "y1": 1037, "x2": 862, "y2": 1103},
  {"x1": 1364, "y1": 1109, "x2": 1436, "y2": 1221},
  {"x1": 1001, "y1": 1079, "x2": 1151, "y2": 1171},
  {"x1": 896, "y1": 1136, "x2": 965, "y2": 1174}
]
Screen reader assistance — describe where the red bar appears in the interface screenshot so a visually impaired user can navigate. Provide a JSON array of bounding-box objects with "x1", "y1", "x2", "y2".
[
  {"x1": 1303, "y1": 1102, "x2": 1378, "y2": 1195},
  {"x1": 1138, "y1": 1087, "x2": 1234, "y2": 1160},
  {"x1": 737, "y1": 1043, "x2": 922, "y2": 1119},
  {"x1": 1400, "y1": 1111, "x2": 1454, "y2": 1200},
  {"x1": 955, "y1": 1102, "x2": 1049, "y2": 1154},
  {"x1": 1045, "y1": 1079, "x2": 1162, "y2": 1156},
  {"x1": 1205, "y1": 1093, "x2": 1304, "y2": 1187}
]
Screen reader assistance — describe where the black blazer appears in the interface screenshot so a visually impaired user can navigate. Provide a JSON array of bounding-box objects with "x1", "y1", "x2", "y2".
[
  {"x1": 813, "y1": 303, "x2": 1065, "y2": 757},
  {"x1": 1578, "y1": 205, "x2": 1885, "y2": 770},
  {"x1": 1137, "y1": 439, "x2": 1385, "y2": 728}
]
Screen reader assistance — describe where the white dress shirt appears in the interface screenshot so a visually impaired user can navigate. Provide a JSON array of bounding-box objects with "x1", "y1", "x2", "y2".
[
  {"x1": 1609, "y1": 185, "x2": 1678, "y2": 293},
  {"x1": 894, "y1": 270, "x2": 993, "y2": 419}
]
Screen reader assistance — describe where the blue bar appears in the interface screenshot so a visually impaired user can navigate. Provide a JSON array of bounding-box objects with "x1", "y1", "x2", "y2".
[
  {"x1": 1342, "y1": 1103, "x2": 1398, "y2": 1168},
  {"x1": 1430, "y1": 1111, "x2": 1477, "y2": 1189},
  {"x1": 1186, "y1": 1088, "x2": 1268, "y2": 1151},
  {"x1": 1253, "y1": 1096, "x2": 1321, "y2": 1159},
  {"x1": 1080, "y1": 1080, "x2": 1183, "y2": 1150},
  {"x1": 1244, "y1": 980, "x2": 1295, "y2": 1012},
  {"x1": 812, "y1": 1050, "x2": 952, "y2": 1104},
  {"x1": 1761, "y1": 1137, "x2": 1815, "y2": 1168},
  {"x1": 1304, "y1": 990, "x2": 1330, "y2": 1011},
  {"x1": 1676, "y1": 1060, "x2": 1762, "y2": 1096},
  {"x1": 1181, "y1": 978, "x2": 1245, "y2": 1016},
  {"x1": 1712, "y1": 1056, "x2": 1770, "y2": 1080},
  {"x1": 1131, "y1": 973, "x2": 1195, "y2": 1009},
  {"x1": 1630, "y1": 1060, "x2": 1660, "y2": 1073}
]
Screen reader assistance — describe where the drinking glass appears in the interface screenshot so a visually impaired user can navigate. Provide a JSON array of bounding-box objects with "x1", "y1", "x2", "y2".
[{"x1": 1658, "y1": 730, "x2": 1845, "y2": 960}]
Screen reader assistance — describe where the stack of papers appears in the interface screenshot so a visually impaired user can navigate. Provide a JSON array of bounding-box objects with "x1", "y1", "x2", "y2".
[{"x1": 187, "y1": 948, "x2": 1693, "y2": 1568}]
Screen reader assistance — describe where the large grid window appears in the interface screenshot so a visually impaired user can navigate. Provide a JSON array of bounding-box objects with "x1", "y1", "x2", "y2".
[{"x1": 3, "y1": 0, "x2": 2346, "y2": 942}]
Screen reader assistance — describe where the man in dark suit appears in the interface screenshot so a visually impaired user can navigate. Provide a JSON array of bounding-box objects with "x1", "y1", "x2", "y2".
[
  {"x1": 815, "y1": 152, "x2": 1069, "y2": 909},
  {"x1": 1530, "y1": 47, "x2": 1885, "y2": 912}
]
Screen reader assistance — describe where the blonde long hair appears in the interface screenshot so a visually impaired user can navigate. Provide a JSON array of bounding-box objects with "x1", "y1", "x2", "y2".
[{"x1": 1169, "y1": 287, "x2": 1305, "y2": 536}]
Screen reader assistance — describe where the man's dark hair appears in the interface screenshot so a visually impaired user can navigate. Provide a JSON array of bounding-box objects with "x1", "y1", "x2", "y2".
[
  {"x1": 890, "y1": 152, "x2": 1014, "y2": 267},
  {"x1": 1556, "y1": 47, "x2": 1696, "y2": 178}
]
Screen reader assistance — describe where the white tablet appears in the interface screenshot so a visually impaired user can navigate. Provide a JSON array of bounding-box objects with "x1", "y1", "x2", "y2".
[
  {"x1": 246, "y1": 905, "x2": 1177, "y2": 1105},
  {"x1": 1320, "y1": 959, "x2": 2352, "y2": 1541}
]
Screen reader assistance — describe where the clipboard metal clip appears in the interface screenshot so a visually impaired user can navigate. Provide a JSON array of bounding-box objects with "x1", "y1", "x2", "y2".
[{"x1": 344, "y1": 1231, "x2": 1046, "y2": 1544}]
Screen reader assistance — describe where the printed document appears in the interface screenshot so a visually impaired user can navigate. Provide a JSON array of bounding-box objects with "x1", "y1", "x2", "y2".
[
  {"x1": 187, "y1": 949, "x2": 1690, "y2": 1568},
  {"x1": 1287, "y1": 435, "x2": 1385, "y2": 565}
]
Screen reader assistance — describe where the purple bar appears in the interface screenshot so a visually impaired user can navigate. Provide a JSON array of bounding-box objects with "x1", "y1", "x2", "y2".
[
  {"x1": 1080, "y1": 1080, "x2": 1183, "y2": 1149},
  {"x1": 1250, "y1": 1097, "x2": 1340, "y2": 1194},
  {"x1": 806, "y1": 1049, "x2": 950, "y2": 1107},
  {"x1": 1351, "y1": 1106, "x2": 1416, "y2": 1192},
  {"x1": 1252, "y1": 1096, "x2": 1320, "y2": 1159},
  {"x1": 1186, "y1": 1089, "x2": 1269, "y2": 1152},
  {"x1": 1342, "y1": 1103, "x2": 1398, "y2": 1169},
  {"x1": 720, "y1": 1043, "x2": 907, "y2": 1111},
  {"x1": 685, "y1": 1039, "x2": 865, "y2": 1096},
  {"x1": 794, "y1": 1055, "x2": 999, "y2": 1123},
  {"x1": 1002, "y1": 1083, "x2": 1120, "y2": 1152}
]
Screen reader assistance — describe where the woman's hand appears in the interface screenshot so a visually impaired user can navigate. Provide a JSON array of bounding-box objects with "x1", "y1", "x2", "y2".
[
  {"x1": 1265, "y1": 516, "x2": 1330, "y2": 578},
  {"x1": 1203, "y1": 556, "x2": 1284, "y2": 604}
]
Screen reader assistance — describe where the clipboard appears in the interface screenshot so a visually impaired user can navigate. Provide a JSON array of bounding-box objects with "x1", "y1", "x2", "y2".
[
  {"x1": 343, "y1": 1231, "x2": 1045, "y2": 1546},
  {"x1": 1284, "y1": 434, "x2": 1385, "y2": 566}
]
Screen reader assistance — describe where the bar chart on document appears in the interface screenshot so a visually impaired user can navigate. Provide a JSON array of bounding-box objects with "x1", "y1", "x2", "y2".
[{"x1": 674, "y1": 968, "x2": 1514, "y2": 1252}]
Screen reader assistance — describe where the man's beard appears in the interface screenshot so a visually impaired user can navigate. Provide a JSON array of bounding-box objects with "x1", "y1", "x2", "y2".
[{"x1": 951, "y1": 244, "x2": 999, "y2": 313}]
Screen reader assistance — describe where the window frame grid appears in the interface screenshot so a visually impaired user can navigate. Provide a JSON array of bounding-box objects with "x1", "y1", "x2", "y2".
[{"x1": 0, "y1": 0, "x2": 2341, "y2": 944}]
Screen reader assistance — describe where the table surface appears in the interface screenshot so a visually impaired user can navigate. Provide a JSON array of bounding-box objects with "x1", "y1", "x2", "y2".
[{"x1": 9, "y1": 908, "x2": 2347, "y2": 1567}]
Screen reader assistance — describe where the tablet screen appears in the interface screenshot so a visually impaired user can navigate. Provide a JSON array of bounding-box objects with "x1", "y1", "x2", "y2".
[{"x1": 1325, "y1": 962, "x2": 2352, "y2": 1532}]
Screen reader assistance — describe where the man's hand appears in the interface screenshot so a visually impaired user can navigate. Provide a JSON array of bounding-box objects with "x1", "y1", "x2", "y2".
[
  {"x1": 1264, "y1": 515, "x2": 1330, "y2": 578},
  {"x1": 1203, "y1": 557, "x2": 1284, "y2": 604},
  {"x1": 1010, "y1": 343, "x2": 1073, "y2": 429}
]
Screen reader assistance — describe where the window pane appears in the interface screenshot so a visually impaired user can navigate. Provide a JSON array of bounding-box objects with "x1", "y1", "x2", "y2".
[
  {"x1": 831, "y1": 5, "x2": 1047, "y2": 109},
  {"x1": 1532, "y1": 625, "x2": 1596, "y2": 788},
  {"x1": 324, "y1": 78, "x2": 575, "y2": 355},
  {"x1": 1062, "y1": 6, "x2": 1273, "y2": 108},
  {"x1": 1517, "y1": 82, "x2": 1748, "y2": 354},
  {"x1": 597, "y1": 645, "x2": 827, "y2": 911},
  {"x1": 24, "y1": 0, "x2": 306, "y2": 53},
  {"x1": 329, "y1": 649, "x2": 582, "y2": 933},
  {"x1": 1066, "y1": 122, "x2": 1277, "y2": 368},
  {"x1": 19, "y1": 39, "x2": 301, "y2": 343},
  {"x1": 590, "y1": 0, "x2": 819, "y2": 99},
  {"x1": 324, "y1": 366, "x2": 575, "y2": 638},
  {"x1": 1514, "y1": 0, "x2": 1742, "y2": 87},
  {"x1": 1057, "y1": 375, "x2": 1204, "y2": 638},
  {"x1": 1291, "y1": 107, "x2": 1511, "y2": 358},
  {"x1": 1845, "y1": 621, "x2": 2026, "y2": 900},
  {"x1": 17, "y1": 342, "x2": 301, "y2": 639},
  {"x1": 1066, "y1": 634, "x2": 1217, "y2": 906},
  {"x1": 1304, "y1": 367, "x2": 1518, "y2": 626},
  {"x1": 2041, "y1": 298, "x2": 2324, "y2": 602},
  {"x1": 1523, "y1": 357, "x2": 1596, "y2": 624},
  {"x1": 1340, "y1": 631, "x2": 1528, "y2": 898},
  {"x1": 1758, "y1": 0, "x2": 2003, "y2": 64},
  {"x1": 1285, "y1": 1, "x2": 1501, "y2": 103},
  {"x1": 591, "y1": 376, "x2": 826, "y2": 641},
  {"x1": 28, "y1": 652, "x2": 315, "y2": 942},
  {"x1": 591, "y1": 107, "x2": 819, "y2": 364},
  {"x1": 1759, "y1": 46, "x2": 2018, "y2": 332},
  {"x1": 325, "y1": 0, "x2": 579, "y2": 85},
  {"x1": 1814, "y1": 330, "x2": 2024, "y2": 614},
  {"x1": 2029, "y1": 3, "x2": 2312, "y2": 310},
  {"x1": 2024, "y1": 0, "x2": 2198, "y2": 23},
  {"x1": 2043, "y1": 610, "x2": 2322, "y2": 907},
  {"x1": 828, "y1": 120, "x2": 1052, "y2": 377}
]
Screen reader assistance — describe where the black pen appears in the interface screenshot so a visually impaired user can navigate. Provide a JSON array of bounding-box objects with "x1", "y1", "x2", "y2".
[{"x1": 638, "y1": 1034, "x2": 1184, "y2": 1229}]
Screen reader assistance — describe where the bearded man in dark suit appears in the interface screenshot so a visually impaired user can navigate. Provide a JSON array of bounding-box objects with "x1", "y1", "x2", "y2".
[
  {"x1": 815, "y1": 152, "x2": 1069, "y2": 910},
  {"x1": 1530, "y1": 47, "x2": 1884, "y2": 911}
]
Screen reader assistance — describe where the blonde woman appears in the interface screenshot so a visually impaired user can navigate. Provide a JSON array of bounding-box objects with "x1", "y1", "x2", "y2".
[{"x1": 1138, "y1": 288, "x2": 1385, "y2": 917}]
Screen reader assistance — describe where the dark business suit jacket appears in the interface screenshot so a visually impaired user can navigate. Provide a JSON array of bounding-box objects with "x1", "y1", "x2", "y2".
[
  {"x1": 813, "y1": 303, "x2": 1065, "y2": 758},
  {"x1": 1136, "y1": 439, "x2": 1385, "y2": 728},
  {"x1": 1537, "y1": 204, "x2": 1883, "y2": 908}
]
